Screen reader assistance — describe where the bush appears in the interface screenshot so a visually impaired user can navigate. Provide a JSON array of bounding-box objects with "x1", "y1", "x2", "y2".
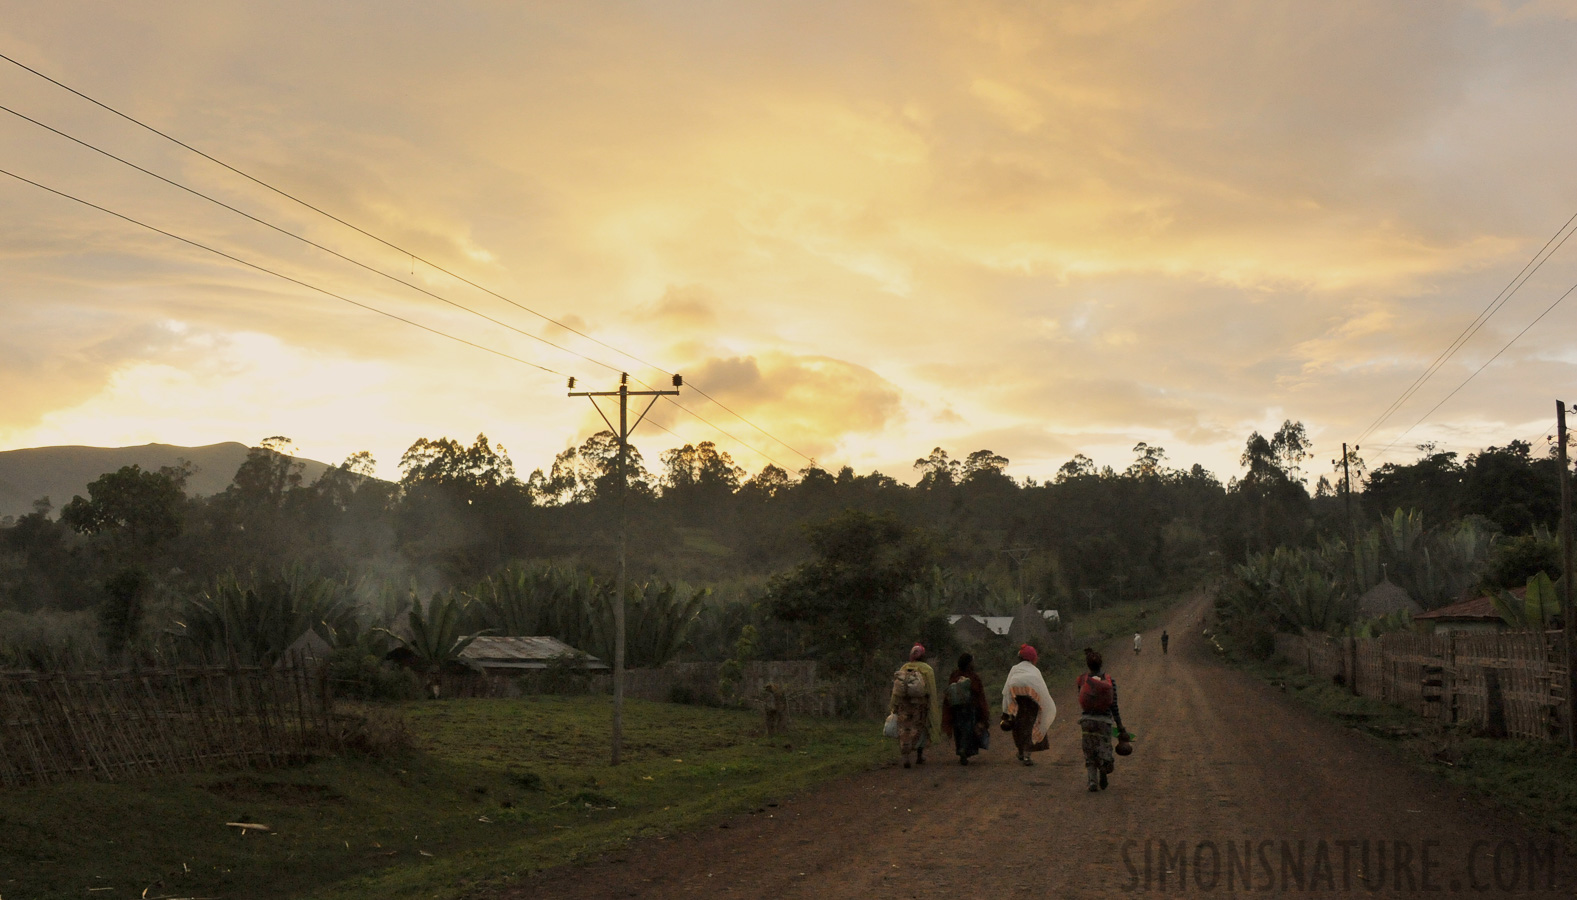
[
  {"x1": 325, "y1": 647, "x2": 422, "y2": 701},
  {"x1": 0, "y1": 609, "x2": 100, "y2": 670},
  {"x1": 336, "y1": 707, "x2": 413, "y2": 757}
]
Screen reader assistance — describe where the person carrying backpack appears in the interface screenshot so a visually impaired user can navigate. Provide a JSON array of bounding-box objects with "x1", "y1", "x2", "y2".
[
  {"x1": 1076, "y1": 648, "x2": 1129, "y2": 792},
  {"x1": 889, "y1": 643, "x2": 939, "y2": 768},
  {"x1": 940, "y1": 653, "x2": 990, "y2": 765}
]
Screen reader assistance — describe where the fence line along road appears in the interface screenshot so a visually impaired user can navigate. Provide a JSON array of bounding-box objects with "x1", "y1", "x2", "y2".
[
  {"x1": 0, "y1": 653, "x2": 336, "y2": 787},
  {"x1": 1274, "y1": 629, "x2": 1566, "y2": 741}
]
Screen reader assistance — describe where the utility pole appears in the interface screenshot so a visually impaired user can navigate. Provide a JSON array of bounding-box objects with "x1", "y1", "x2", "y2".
[
  {"x1": 1002, "y1": 548, "x2": 1034, "y2": 606},
  {"x1": 1081, "y1": 587, "x2": 1098, "y2": 615},
  {"x1": 1341, "y1": 442, "x2": 1360, "y2": 596},
  {"x1": 1557, "y1": 400, "x2": 1575, "y2": 750},
  {"x1": 570, "y1": 371, "x2": 681, "y2": 765}
]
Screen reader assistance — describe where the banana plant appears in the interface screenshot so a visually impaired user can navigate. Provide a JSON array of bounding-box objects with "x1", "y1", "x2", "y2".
[
  {"x1": 175, "y1": 565, "x2": 357, "y2": 665},
  {"x1": 377, "y1": 591, "x2": 492, "y2": 673},
  {"x1": 1494, "y1": 571, "x2": 1561, "y2": 629}
]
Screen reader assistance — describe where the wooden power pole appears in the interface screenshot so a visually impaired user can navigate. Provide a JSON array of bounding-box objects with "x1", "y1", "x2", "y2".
[
  {"x1": 570, "y1": 372, "x2": 681, "y2": 765},
  {"x1": 1558, "y1": 400, "x2": 1575, "y2": 750},
  {"x1": 1342, "y1": 442, "x2": 1359, "y2": 590}
]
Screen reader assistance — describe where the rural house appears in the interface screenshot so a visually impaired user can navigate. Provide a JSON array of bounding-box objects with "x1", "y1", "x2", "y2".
[
  {"x1": 1354, "y1": 578, "x2": 1423, "y2": 620},
  {"x1": 459, "y1": 636, "x2": 609, "y2": 674},
  {"x1": 1413, "y1": 593, "x2": 1514, "y2": 635}
]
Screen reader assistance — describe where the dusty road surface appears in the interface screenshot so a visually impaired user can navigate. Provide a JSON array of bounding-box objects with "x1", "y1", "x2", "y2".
[{"x1": 513, "y1": 598, "x2": 1577, "y2": 898}]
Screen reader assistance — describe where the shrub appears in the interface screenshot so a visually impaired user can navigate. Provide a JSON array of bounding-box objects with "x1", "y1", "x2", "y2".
[{"x1": 325, "y1": 647, "x2": 422, "y2": 701}]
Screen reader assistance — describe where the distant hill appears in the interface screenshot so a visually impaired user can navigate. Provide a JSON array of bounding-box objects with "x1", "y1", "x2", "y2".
[{"x1": 0, "y1": 442, "x2": 333, "y2": 521}]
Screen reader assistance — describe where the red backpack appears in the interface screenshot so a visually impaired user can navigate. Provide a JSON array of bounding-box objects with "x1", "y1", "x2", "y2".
[{"x1": 1078, "y1": 673, "x2": 1114, "y2": 714}]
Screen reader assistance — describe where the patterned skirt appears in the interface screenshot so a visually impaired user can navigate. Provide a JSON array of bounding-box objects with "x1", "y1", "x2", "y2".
[
  {"x1": 1080, "y1": 718, "x2": 1114, "y2": 774},
  {"x1": 895, "y1": 697, "x2": 931, "y2": 753}
]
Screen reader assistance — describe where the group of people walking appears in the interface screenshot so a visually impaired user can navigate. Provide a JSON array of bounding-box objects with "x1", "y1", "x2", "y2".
[{"x1": 888, "y1": 641, "x2": 1134, "y2": 792}]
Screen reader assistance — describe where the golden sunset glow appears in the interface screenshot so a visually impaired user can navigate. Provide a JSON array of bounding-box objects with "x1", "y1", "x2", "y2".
[{"x1": 4, "y1": 1, "x2": 1577, "y2": 481}]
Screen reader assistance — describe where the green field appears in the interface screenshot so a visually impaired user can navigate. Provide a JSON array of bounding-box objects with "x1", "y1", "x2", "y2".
[{"x1": 0, "y1": 696, "x2": 887, "y2": 900}]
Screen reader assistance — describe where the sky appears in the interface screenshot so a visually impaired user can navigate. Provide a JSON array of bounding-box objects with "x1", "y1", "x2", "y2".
[{"x1": 3, "y1": 1, "x2": 1577, "y2": 487}]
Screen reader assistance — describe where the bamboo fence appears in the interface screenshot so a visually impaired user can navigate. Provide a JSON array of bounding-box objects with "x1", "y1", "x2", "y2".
[
  {"x1": 0, "y1": 653, "x2": 335, "y2": 787},
  {"x1": 1274, "y1": 629, "x2": 1566, "y2": 741}
]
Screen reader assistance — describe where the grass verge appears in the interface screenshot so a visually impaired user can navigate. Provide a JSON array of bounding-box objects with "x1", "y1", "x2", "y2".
[
  {"x1": 0, "y1": 696, "x2": 886, "y2": 900},
  {"x1": 1239, "y1": 654, "x2": 1577, "y2": 845}
]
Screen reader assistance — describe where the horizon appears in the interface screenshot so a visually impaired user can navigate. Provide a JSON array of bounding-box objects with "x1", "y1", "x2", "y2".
[{"x1": 3, "y1": 4, "x2": 1575, "y2": 488}]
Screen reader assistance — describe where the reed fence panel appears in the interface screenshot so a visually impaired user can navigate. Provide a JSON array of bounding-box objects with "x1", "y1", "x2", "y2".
[
  {"x1": 1273, "y1": 629, "x2": 1564, "y2": 741},
  {"x1": 0, "y1": 655, "x2": 334, "y2": 787}
]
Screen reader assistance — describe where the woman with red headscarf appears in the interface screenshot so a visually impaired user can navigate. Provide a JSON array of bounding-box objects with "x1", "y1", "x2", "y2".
[
  {"x1": 1001, "y1": 644, "x2": 1056, "y2": 765},
  {"x1": 889, "y1": 643, "x2": 940, "y2": 768}
]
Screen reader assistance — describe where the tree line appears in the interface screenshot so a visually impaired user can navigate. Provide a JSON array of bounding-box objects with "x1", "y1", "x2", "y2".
[{"x1": 0, "y1": 422, "x2": 1568, "y2": 676}]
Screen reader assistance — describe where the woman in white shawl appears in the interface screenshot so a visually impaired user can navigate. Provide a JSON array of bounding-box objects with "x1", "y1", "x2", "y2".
[{"x1": 1001, "y1": 643, "x2": 1056, "y2": 765}]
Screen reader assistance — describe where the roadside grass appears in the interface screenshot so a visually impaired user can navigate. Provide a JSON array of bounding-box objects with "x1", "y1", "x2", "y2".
[
  {"x1": 0, "y1": 696, "x2": 885, "y2": 900},
  {"x1": 1240, "y1": 655, "x2": 1577, "y2": 845}
]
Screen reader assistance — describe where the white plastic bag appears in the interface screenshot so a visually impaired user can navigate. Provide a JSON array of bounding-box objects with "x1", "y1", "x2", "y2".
[{"x1": 882, "y1": 713, "x2": 898, "y2": 738}]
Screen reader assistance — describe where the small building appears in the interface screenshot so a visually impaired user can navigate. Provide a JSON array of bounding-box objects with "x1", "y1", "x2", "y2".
[
  {"x1": 458, "y1": 636, "x2": 609, "y2": 674},
  {"x1": 1414, "y1": 593, "x2": 1514, "y2": 635},
  {"x1": 947, "y1": 614, "x2": 1002, "y2": 648},
  {"x1": 947, "y1": 614, "x2": 1015, "y2": 636},
  {"x1": 1007, "y1": 602, "x2": 1056, "y2": 650},
  {"x1": 275, "y1": 629, "x2": 333, "y2": 669},
  {"x1": 1355, "y1": 578, "x2": 1424, "y2": 620}
]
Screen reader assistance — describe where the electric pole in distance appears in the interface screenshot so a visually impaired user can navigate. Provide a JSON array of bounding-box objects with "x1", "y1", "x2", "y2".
[
  {"x1": 1557, "y1": 400, "x2": 1574, "y2": 750},
  {"x1": 1002, "y1": 548, "x2": 1034, "y2": 606},
  {"x1": 570, "y1": 371, "x2": 681, "y2": 765}
]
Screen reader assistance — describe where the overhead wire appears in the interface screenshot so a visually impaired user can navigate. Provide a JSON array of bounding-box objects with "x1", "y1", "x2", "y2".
[
  {"x1": 0, "y1": 50, "x2": 810, "y2": 469},
  {"x1": 1356, "y1": 210, "x2": 1577, "y2": 446},
  {"x1": 686, "y1": 384, "x2": 815, "y2": 464},
  {"x1": 659, "y1": 397, "x2": 793, "y2": 470},
  {"x1": 1373, "y1": 275, "x2": 1577, "y2": 459},
  {"x1": 0, "y1": 165, "x2": 565, "y2": 376},
  {"x1": 0, "y1": 101, "x2": 630, "y2": 380}
]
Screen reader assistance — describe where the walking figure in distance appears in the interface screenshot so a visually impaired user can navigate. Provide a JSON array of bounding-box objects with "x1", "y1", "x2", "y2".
[
  {"x1": 1076, "y1": 648, "x2": 1130, "y2": 792},
  {"x1": 1002, "y1": 644, "x2": 1056, "y2": 766},
  {"x1": 942, "y1": 653, "x2": 990, "y2": 765},
  {"x1": 1161, "y1": 629, "x2": 1169, "y2": 654},
  {"x1": 890, "y1": 643, "x2": 939, "y2": 769},
  {"x1": 1133, "y1": 632, "x2": 1142, "y2": 654}
]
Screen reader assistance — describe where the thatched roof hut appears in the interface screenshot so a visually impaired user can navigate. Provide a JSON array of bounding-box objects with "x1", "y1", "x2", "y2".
[{"x1": 1354, "y1": 579, "x2": 1422, "y2": 620}]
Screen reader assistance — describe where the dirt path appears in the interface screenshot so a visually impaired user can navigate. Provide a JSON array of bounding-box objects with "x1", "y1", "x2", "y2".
[{"x1": 512, "y1": 598, "x2": 1577, "y2": 897}]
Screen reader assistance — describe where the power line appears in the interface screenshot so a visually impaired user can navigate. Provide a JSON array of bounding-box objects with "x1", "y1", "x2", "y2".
[
  {"x1": 660, "y1": 397, "x2": 793, "y2": 470},
  {"x1": 1374, "y1": 275, "x2": 1577, "y2": 459},
  {"x1": 0, "y1": 165, "x2": 565, "y2": 376},
  {"x1": 0, "y1": 50, "x2": 816, "y2": 469},
  {"x1": 687, "y1": 384, "x2": 815, "y2": 464},
  {"x1": 0, "y1": 50, "x2": 664, "y2": 374},
  {"x1": 1356, "y1": 210, "x2": 1577, "y2": 445},
  {"x1": 0, "y1": 101, "x2": 625, "y2": 380}
]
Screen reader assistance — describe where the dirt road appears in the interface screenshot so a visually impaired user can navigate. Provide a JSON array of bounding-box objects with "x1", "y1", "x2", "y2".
[{"x1": 514, "y1": 598, "x2": 1577, "y2": 897}]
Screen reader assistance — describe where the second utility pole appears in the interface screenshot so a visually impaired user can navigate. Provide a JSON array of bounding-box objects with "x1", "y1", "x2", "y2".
[
  {"x1": 570, "y1": 371, "x2": 681, "y2": 765},
  {"x1": 1558, "y1": 401, "x2": 1575, "y2": 750}
]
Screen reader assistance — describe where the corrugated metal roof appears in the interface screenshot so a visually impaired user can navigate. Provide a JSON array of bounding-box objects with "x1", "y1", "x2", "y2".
[
  {"x1": 1414, "y1": 592, "x2": 1512, "y2": 621},
  {"x1": 460, "y1": 636, "x2": 603, "y2": 664}
]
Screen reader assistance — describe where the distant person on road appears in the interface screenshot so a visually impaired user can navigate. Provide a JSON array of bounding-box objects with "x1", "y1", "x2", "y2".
[
  {"x1": 1002, "y1": 644, "x2": 1056, "y2": 766},
  {"x1": 1076, "y1": 648, "x2": 1130, "y2": 792},
  {"x1": 1133, "y1": 632, "x2": 1142, "y2": 654},
  {"x1": 942, "y1": 652, "x2": 990, "y2": 766},
  {"x1": 890, "y1": 643, "x2": 939, "y2": 769},
  {"x1": 1161, "y1": 630, "x2": 1170, "y2": 654}
]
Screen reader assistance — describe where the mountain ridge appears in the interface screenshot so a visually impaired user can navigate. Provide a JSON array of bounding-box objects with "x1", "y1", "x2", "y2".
[{"x1": 0, "y1": 442, "x2": 333, "y2": 521}]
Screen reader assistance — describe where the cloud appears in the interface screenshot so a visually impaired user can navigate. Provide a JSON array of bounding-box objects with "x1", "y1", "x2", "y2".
[
  {"x1": 3, "y1": 1, "x2": 1577, "y2": 484},
  {"x1": 665, "y1": 352, "x2": 905, "y2": 462}
]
